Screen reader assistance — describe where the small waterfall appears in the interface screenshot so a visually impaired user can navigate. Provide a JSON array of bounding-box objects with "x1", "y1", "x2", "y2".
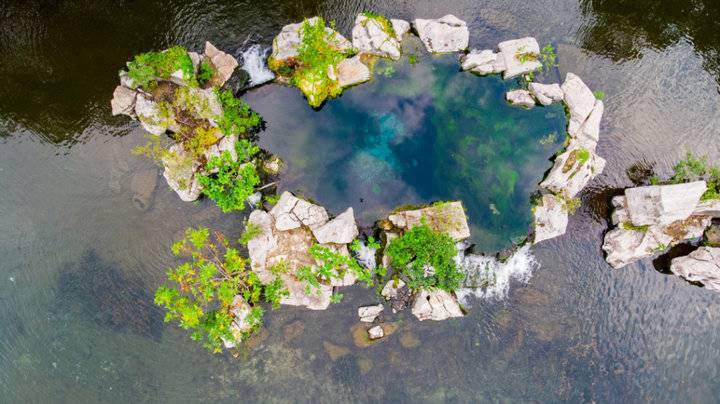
[
  {"x1": 241, "y1": 45, "x2": 275, "y2": 87},
  {"x1": 352, "y1": 240, "x2": 378, "y2": 270},
  {"x1": 456, "y1": 244, "x2": 538, "y2": 304}
]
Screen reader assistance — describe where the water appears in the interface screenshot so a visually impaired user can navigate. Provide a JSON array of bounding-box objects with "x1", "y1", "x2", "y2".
[
  {"x1": 242, "y1": 45, "x2": 275, "y2": 87},
  {"x1": 2, "y1": 0, "x2": 720, "y2": 402}
]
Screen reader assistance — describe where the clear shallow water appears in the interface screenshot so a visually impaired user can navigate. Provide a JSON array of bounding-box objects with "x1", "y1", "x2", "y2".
[
  {"x1": 1, "y1": 0, "x2": 720, "y2": 402},
  {"x1": 246, "y1": 49, "x2": 566, "y2": 252}
]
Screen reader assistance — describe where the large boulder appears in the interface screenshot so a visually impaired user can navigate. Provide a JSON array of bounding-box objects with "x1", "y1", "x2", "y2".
[
  {"x1": 540, "y1": 146, "x2": 606, "y2": 198},
  {"x1": 204, "y1": 41, "x2": 239, "y2": 87},
  {"x1": 497, "y1": 37, "x2": 543, "y2": 80},
  {"x1": 111, "y1": 85, "x2": 137, "y2": 117},
  {"x1": 270, "y1": 17, "x2": 352, "y2": 65},
  {"x1": 561, "y1": 73, "x2": 597, "y2": 137},
  {"x1": 388, "y1": 201, "x2": 471, "y2": 241},
  {"x1": 670, "y1": 247, "x2": 720, "y2": 292},
  {"x1": 352, "y1": 14, "x2": 402, "y2": 60},
  {"x1": 337, "y1": 55, "x2": 371, "y2": 88},
  {"x1": 575, "y1": 100, "x2": 604, "y2": 151},
  {"x1": 269, "y1": 191, "x2": 329, "y2": 231},
  {"x1": 135, "y1": 94, "x2": 172, "y2": 136},
  {"x1": 413, "y1": 15, "x2": 469, "y2": 53},
  {"x1": 161, "y1": 143, "x2": 202, "y2": 201},
  {"x1": 533, "y1": 194, "x2": 569, "y2": 244},
  {"x1": 624, "y1": 181, "x2": 707, "y2": 226},
  {"x1": 460, "y1": 49, "x2": 505, "y2": 75},
  {"x1": 528, "y1": 83, "x2": 563, "y2": 106},
  {"x1": 506, "y1": 89, "x2": 535, "y2": 109},
  {"x1": 312, "y1": 207, "x2": 359, "y2": 244},
  {"x1": 411, "y1": 289, "x2": 463, "y2": 321}
]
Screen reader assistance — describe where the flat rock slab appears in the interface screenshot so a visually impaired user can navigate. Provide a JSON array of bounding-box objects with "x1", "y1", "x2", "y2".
[
  {"x1": 562, "y1": 73, "x2": 596, "y2": 137},
  {"x1": 528, "y1": 82, "x2": 563, "y2": 106},
  {"x1": 533, "y1": 194, "x2": 569, "y2": 244},
  {"x1": 269, "y1": 191, "x2": 329, "y2": 231},
  {"x1": 413, "y1": 15, "x2": 469, "y2": 53},
  {"x1": 461, "y1": 49, "x2": 504, "y2": 75},
  {"x1": 506, "y1": 89, "x2": 535, "y2": 108},
  {"x1": 412, "y1": 289, "x2": 463, "y2": 321},
  {"x1": 312, "y1": 207, "x2": 359, "y2": 244},
  {"x1": 670, "y1": 247, "x2": 720, "y2": 292},
  {"x1": 388, "y1": 201, "x2": 471, "y2": 240},
  {"x1": 624, "y1": 181, "x2": 707, "y2": 226},
  {"x1": 498, "y1": 37, "x2": 542, "y2": 79}
]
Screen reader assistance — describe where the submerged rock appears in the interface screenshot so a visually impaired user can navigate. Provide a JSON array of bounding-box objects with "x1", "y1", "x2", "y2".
[
  {"x1": 413, "y1": 15, "x2": 469, "y2": 53},
  {"x1": 528, "y1": 83, "x2": 563, "y2": 106},
  {"x1": 111, "y1": 85, "x2": 137, "y2": 117},
  {"x1": 204, "y1": 41, "x2": 239, "y2": 87},
  {"x1": 130, "y1": 168, "x2": 158, "y2": 211},
  {"x1": 506, "y1": 89, "x2": 535, "y2": 108},
  {"x1": 411, "y1": 289, "x2": 463, "y2": 321},
  {"x1": 358, "y1": 304, "x2": 384, "y2": 322},
  {"x1": 532, "y1": 194, "x2": 569, "y2": 244},
  {"x1": 368, "y1": 325, "x2": 384, "y2": 340},
  {"x1": 670, "y1": 247, "x2": 720, "y2": 292},
  {"x1": 497, "y1": 37, "x2": 542, "y2": 80},
  {"x1": 352, "y1": 14, "x2": 402, "y2": 60},
  {"x1": 388, "y1": 201, "x2": 471, "y2": 241}
]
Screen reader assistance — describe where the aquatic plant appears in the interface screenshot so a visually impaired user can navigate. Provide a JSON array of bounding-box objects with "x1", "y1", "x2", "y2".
[
  {"x1": 385, "y1": 219, "x2": 464, "y2": 293},
  {"x1": 154, "y1": 227, "x2": 287, "y2": 352},
  {"x1": 296, "y1": 244, "x2": 374, "y2": 295},
  {"x1": 539, "y1": 43, "x2": 558, "y2": 73},
  {"x1": 197, "y1": 140, "x2": 261, "y2": 213},
  {"x1": 127, "y1": 46, "x2": 195, "y2": 90},
  {"x1": 670, "y1": 152, "x2": 720, "y2": 200},
  {"x1": 593, "y1": 90, "x2": 606, "y2": 100}
]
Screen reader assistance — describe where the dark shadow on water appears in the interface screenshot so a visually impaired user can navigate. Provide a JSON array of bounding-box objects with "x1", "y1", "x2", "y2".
[
  {"x1": 54, "y1": 250, "x2": 163, "y2": 341},
  {"x1": 652, "y1": 242, "x2": 699, "y2": 274}
]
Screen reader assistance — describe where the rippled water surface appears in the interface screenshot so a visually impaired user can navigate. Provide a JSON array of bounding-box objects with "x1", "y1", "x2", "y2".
[{"x1": 1, "y1": 0, "x2": 720, "y2": 402}]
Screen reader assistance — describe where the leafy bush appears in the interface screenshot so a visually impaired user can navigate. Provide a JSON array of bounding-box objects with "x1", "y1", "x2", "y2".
[
  {"x1": 539, "y1": 43, "x2": 558, "y2": 73},
  {"x1": 360, "y1": 11, "x2": 396, "y2": 38},
  {"x1": 127, "y1": 46, "x2": 195, "y2": 89},
  {"x1": 593, "y1": 90, "x2": 606, "y2": 100},
  {"x1": 198, "y1": 140, "x2": 261, "y2": 212},
  {"x1": 296, "y1": 244, "x2": 374, "y2": 295},
  {"x1": 670, "y1": 152, "x2": 720, "y2": 200},
  {"x1": 154, "y1": 227, "x2": 286, "y2": 352},
  {"x1": 385, "y1": 220, "x2": 464, "y2": 292},
  {"x1": 215, "y1": 89, "x2": 262, "y2": 137},
  {"x1": 197, "y1": 60, "x2": 215, "y2": 86}
]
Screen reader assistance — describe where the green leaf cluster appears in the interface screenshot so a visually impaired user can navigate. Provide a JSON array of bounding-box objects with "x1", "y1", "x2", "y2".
[
  {"x1": 670, "y1": 152, "x2": 720, "y2": 201},
  {"x1": 198, "y1": 140, "x2": 261, "y2": 213},
  {"x1": 127, "y1": 46, "x2": 195, "y2": 90},
  {"x1": 154, "y1": 227, "x2": 287, "y2": 352},
  {"x1": 296, "y1": 244, "x2": 374, "y2": 296},
  {"x1": 385, "y1": 219, "x2": 464, "y2": 293},
  {"x1": 197, "y1": 59, "x2": 215, "y2": 86},
  {"x1": 360, "y1": 11, "x2": 396, "y2": 38},
  {"x1": 215, "y1": 89, "x2": 262, "y2": 137}
]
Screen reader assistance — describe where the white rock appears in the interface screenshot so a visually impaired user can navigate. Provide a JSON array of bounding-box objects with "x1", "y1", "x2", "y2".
[
  {"x1": 412, "y1": 289, "x2": 464, "y2": 321},
  {"x1": 188, "y1": 51, "x2": 201, "y2": 72},
  {"x1": 561, "y1": 73, "x2": 596, "y2": 137},
  {"x1": 358, "y1": 304, "x2": 384, "y2": 322},
  {"x1": 575, "y1": 100, "x2": 603, "y2": 151},
  {"x1": 368, "y1": 325, "x2": 384, "y2": 339},
  {"x1": 204, "y1": 41, "x2": 239, "y2": 87},
  {"x1": 388, "y1": 201, "x2": 471, "y2": 241},
  {"x1": 135, "y1": 94, "x2": 170, "y2": 136},
  {"x1": 610, "y1": 195, "x2": 630, "y2": 225},
  {"x1": 312, "y1": 207, "x2": 359, "y2": 244},
  {"x1": 223, "y1": 295, "x2": 255, "y2": 348},
  {"x1": 461, "y1": 49, "x2": 504, "y2": 75},
  {"x1": 528, "y1": 82, "x2": 563, "y2": 106},
  {"x1": 390, "y1": 19, "x2": 411, "y2": 37},
  {"x1": 111, "y1": 85, "x2": 137, "y2": 117},
  {"x1": 269, "y1": 191, "x2": 329, "y2": 231},
  {"x1": 161, "y1": 143, "x2": 202, "y2": 201},
  {"x1": 352, "y1": 14, "x2": 401, "y2": 60},
  {"x1": 381, "y1": 279, "x2": 406, "y2": 300},
  {"x1": 271, "y1": 17, "x2": 352, "y2": 63},
  {"x1": 625, "y1": 181, "x2": 707, "y2": 226},
  {"x1": 694, "y1": 199, "x2": 720, "y2": 217},
  {"x1": 533, "y1": 194, "x2": 569, "y2": 244},
  {"x1": 506, "y1": 89, "x2": 536, "y2": 108},
  {"x1": 413, "y1": 15, "x2": 469, "y2": 53},
  {"x1": 337, "y1": 55, "x2": 371, "y2": 88},
  {"x1": 670, "y1": 247, "x2": 720, "y2": 292},
  {"x1": 247, "y1": 210, "x2": 278, "y2": 274},
  {"x1": 497, "y1": 37, "x2": 542, "y2": 79},
  {"x1": 540, "y1": 145, "x2": 606, "y2": 198},
  {"x1": 119, "y1": 70, "x2": 136, "y2": 89}
]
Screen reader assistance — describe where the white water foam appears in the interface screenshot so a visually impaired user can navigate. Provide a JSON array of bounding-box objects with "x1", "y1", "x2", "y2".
[
  {"x1": 352, "y1": 241, "x2": 378, "y2": 270},
  {"x1": 241, "y1": 45, "x2": 275, "y2": 87},
  {"x1": 456, "y1": 244, "x2": 538, "y2": 304}
]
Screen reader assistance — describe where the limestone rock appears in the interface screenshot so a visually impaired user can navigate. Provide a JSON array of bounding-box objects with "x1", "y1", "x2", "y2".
[
  {"x1": 270, "y1": 17, "x2": 352, "y2": 64},
  {"x1": 497, "y1": 37, "x2": 542, "y2": 80},
  {"x1": 352, "y1": 14, "x2": 401, "y2": 60},
  {"x1": 388, "y1": 201, "x2": 470, "y2": 240},
  {"x1": 533, "y1": 194, "x2": 569, "y2": 244},
  {"x1": 312, "y1": 207, "x2": 359, "y2": 244},
  {"x1": 624, "y1": 181, "x2": 707, "y2": 226},
  {"x1": 575, "y1": 100, "x2": 603, "y2": 151},
  {"x1": 204, "y1": 41, "x2": 239, "y2": 87},
  {"x1": 540, "y1": 146, "x2": 606, "y2": 198},
  {"x1": 413, "y1": 15, "x2": 469, "y2": 53},
  {"x1": 358, "y1": 304, "x2": 384, "y2": 322},
  {"x1": 247, "y1": 210, "x2": 278, "y2": 275},
  {"x1": 111, "y1": 85, "x2": 137, "y2": 117},
  {"x1": 411, "y1": 289, "x2": 464, "y2": 321},
  {"x1": 161, "y1": 143, "x2": 202, "y2": 201},
  {"x1": 135, "y1": 94, "x2": 171, "y2": 136},
  {"x1": 705, "y1": 224, "x2": 720, "y2": 247},
  {"x1": 528, "y1": 83, "x2": 563, "y2": 106},
  {"x1": 269, "y1": 191, "x2": 329, "y2": 231},
  {"x1": 561, "y1": 73, "x2": 596, "y2": 137},
  {"x1": 670, "y1": 247, "x2": 720, "y2": 292},
  {"x1": 506, "y1": 89, "x2": 535, "y2": 108},
  {"x1": 223, "y1": 295, "x2": 255, "y2": 348},
  {"x1": 461, "y1": 49, "x2": 504, "y2": 75},
  {"x1": 390, "y1": 19, "x2": 411, "y2": 37},
  {"x1": 337, "y1": 55, "x2": 371, "y2": 88},
  {"x1": 694, "y1": 200, "x2": 720, "y2": 217},
  {"x1": 119, "y1": 70, "x2": 136, "y2": 89},
  {"x1": 368, "y1": 325, "x2": 385, "y2": 340}
]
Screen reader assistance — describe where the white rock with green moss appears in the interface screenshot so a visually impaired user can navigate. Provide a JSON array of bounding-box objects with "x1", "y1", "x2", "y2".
[
  {"x1": 506, "y1": 89, "x2": 535, "y2": 109},
  {"x1": 411, "y1": 289, "x2": 463, "y2": 321},
  {"x1": 352, "y1": 14, "x2": 402, "y2": 60},
  {"x1": 461, "y1": 49, "x2": 505, "y2": 75},
  {"x1": 111, "y1": 86, "x2": 137, "y2": 117},
  {"x1": 135, "y1": 94, "x2": 171, "y2": 136},
  {"x1": 161, "y1": 143, "x2": 203, "y2": 201},
  {"x1": 540, "y1": 146, "x2": 606, "y2": 198},
  {"x1": 413, "y1": 15, "x2": 469, "y2": 53},
  {"x1": 532, "y1": 194, "x2": 569, "y2": 244},
  {"x1": 670, "y1": 247, "x2": 720, "y2": 292},
  {"x1": 203, "y1": 41, "x2": 238, "y2": 87},
  {"x1": 528, "y1": 83, "x2": 564, "y2": 106},
  {"x1": 497, "y1": 37, "x2": 542, "y2": 80},
  {"x1": 388, "y1": 201, "x2": 471, "y2": 241},
  {"x1": 223, "y1": 295, "x2": 255, "y2": 348},
  {"x1": 270, "y1": 17, "x2": 353, "y2": 64}
]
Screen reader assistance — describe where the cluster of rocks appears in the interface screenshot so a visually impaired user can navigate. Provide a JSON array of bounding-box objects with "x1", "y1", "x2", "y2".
[
  {"x1": 246, "y1": 191, "x2": 360, "y2": 310},
  {"x1": 602, "y1": 181, "x2": 720, "y2": 290},
  {"x1": 269, "y1": 14, "x2": 471, "y2": 106},
  {"x1": 111, "y1": 42, "x2": 249, "y2": 201}
]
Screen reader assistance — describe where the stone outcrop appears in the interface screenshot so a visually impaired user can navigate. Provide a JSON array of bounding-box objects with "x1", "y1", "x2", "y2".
[
  {"x1": 528, "y1": 83, "x2": 563, "y2": 106},
  {"x1": 460, "y1": 49, "x2": 505, "y2": 75},
  {"x1": 670, "y1": 247, "x2": 720, "y2": 292},
  {"x1": 270, "y1": 17, "x2": 352, "y2": 64},
  {"x1": 204, "y1": 41, "x2": 239, "y2": 87},
  {"x1": 411, "y1": 289, "x2": 464, "y2": 321},
  {"x1": 111, "y1": 86, "x2": 137, "y2": 117},
  {"x1": 312, "y1": 207, "x2": 359, "y2": 244},
  {"x1": 161, "y1": 143, "x2": 203, "y2": 202},
  {"x1": 532, "y1": 194, "x2": 569, "y2": 244},
  {"x1": 381, "y1": 279, "x2": 406, "y2": 300},
  {"x1": 506, "y1": 89, "x2": 535, "y2": 108},
  {"x1": 540, "y1": 146, "x2": 606, "y2": 199},
  {"x1": 352, "y1": 14, "x2": 402, "y2": 60},
  {"x1": 497, "y1": 37, "x2": 542, "y2": 80},
  {"x1": 247, "y1": 192, "x2": 360, "y2": 310},
  {"x1": 413, "y1": 15, "x2": 469, "y2": 53},
  {"x1": 368, "y1": 325, "x2": 385, "y2": 339},
  {"x1": 562, "y1": 73, "x2": 597, "y2": 138},
  {"x1": 358, "y1": 304, "x2": 384, "y2": 322},
  {"x1": 336, "y1": 56, "x2": 371, "y2": 88},
  {"x1": 391, "y1": 19, "x2": 411, "y2": 37},
  {"x1": 387, "y1": 201, "x2": 471, "y2": 241},
  {"x1": 624, "y1": 181, "x2": 707, "y2": 226}
]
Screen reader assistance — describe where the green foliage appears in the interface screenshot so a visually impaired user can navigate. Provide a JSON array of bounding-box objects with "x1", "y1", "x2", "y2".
[
  {"x1": 385, "y1": 219, "x2": 464, "y2": 293},
  {"x1": 215, "y1": 89, "x2": 262, "y2": 137},
  {"x1": 154, "y1": 227, "x2": 284, "y2": 352},
  {"x1": 539, "y1": 132, "x2": 558, "y2": 146},
  {"x1": 127, "y1": 46, "x2": 195, "y2": 89},
  {"x1": 350, "y1": 236, "x2": 381, "y2": 252},
  {"x1": 197, "y1": 60, "x2": 215, "y2": 86},
  {"x1": 296, "y1": 244, "x2": 374, "y2": 295},
  {"x1": 407, "y1": 53, "x2": 419, "y2": 65},
  {"x1": 198, "y1": 140, "x2": 261, "y2": 212},
  {"x1": 576, "y1": 148, "x2": 591, "y2": 166},
  {"x1": 622, "y1": 222, "x2": 649, "y2": 232},
  {"x1": 670, "y1": 152, "x2": 720, "y2": 201},
  {"x1": 593, "y1": 90, "x2": 606, "y2": 100},
  {"x1": 329, "y1": 293, "x2": 344, "y2": 304},
  {"x1": 132, "y1": 133, "x2": 175, "y2": 163},
  {"x1": 539, "y1": 43, "x2": 558, "y2": 73},
  {"x1": 239, "y1": 221, "x2": 262, "y2": 245},
  {"x1": 179, "y1": 126, "x2": 221, "y2": 157},
  {"x1": 561, "y1": 196, "x2": 582, "y2": 214},
  {"x1": 360, "y1": 11, "x2": 396, "y2": 38},
  {"x1": 263, "y1": 193, "x2": 281, "y2": 206}
]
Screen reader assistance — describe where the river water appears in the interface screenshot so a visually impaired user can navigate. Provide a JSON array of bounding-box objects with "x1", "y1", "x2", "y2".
[{"x1": 1, "y1": 0, "x2": 719, "y2": 402}]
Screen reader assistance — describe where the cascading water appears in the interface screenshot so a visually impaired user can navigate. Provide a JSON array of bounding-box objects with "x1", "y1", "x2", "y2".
[{"x1": 241, "y1": 45, "x2": 275, "y2": 87}]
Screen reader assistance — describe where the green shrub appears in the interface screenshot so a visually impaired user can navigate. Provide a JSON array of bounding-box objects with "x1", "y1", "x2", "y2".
[
  {"x1": 127, "y1": 46, "x2": 195, "y2": 89},
  {"x1": 154, "y1": 227, "x2": 286, "y2": 353},
  {"x1": 197, "y1": 60, "x2": 215, "y2": 86},
  {"x1": 385, "y1": 220, "x2": 464, "y2": 292},
  {"x1": 215, "y1": 89, "x2": 262, "y2": 137},
  {"x1": 296, "y1": 244, "x2": 374, "y2": 295},
  {"x1": 198, "y1": 140, "x2": 261, "y2": 212},
  {"x1": 670, "y1": 152, "x2": 720, "y2": 200},
  {"x1": 239, "y1": 221, "x2": 262, "y2": 245},
  {"x1": 539, "y1": 43, "x2": 558, "y2": 73}
]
